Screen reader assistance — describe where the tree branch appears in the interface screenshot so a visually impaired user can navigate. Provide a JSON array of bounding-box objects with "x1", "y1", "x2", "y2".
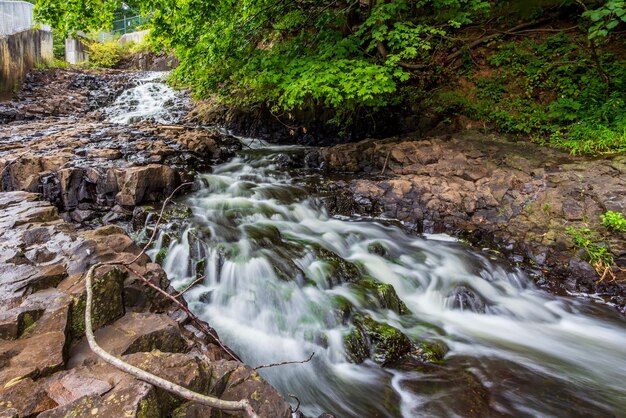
[
  {"x1": 85, "y1": 263, "x2": 259, "y2": 418},
  {"x1": 253, "y1": 352, "x2": 315, "y2": 370}
]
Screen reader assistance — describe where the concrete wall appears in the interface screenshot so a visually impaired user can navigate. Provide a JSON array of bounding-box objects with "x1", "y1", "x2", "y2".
[
  {"x1": 65, "y1": 37, "x2": 89, "y2": 65},
  {"x1": 0, "y1": 28, "x2": 53, "y2": 98},
  {"x1": 118, "y1": 29, "x2": 149, "y2": 45}
]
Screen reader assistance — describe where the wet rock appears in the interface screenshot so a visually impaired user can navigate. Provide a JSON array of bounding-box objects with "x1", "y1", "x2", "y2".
[
  {"x1": 345, "y1": 315, "x2": 412, "y2": 365},
  {"x1": 0, "y1": 378, "x2": 57, "y2": 416},
  {"x1": 417, "y1": 340, "x2": 449, "y2": 364},
  {"x1": 68, "y1": 312, "x2": 189, "y2": 368},
  {"x1": 61, "y1": 265, "x2": 126, "y2": 340},
  {"x1": 114, "y1": 164, "x2": 179, "y2": 207},
  {"x1": 172, "y1": 402, "x2": 212, "y2": 418}
]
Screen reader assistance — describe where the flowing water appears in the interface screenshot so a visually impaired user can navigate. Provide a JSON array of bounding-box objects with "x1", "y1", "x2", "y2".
[
  {"x1": 104, "y1": 72, "x2": 188, "y2": 124},
  {"x1": 114, "y1": 75, "x2": 626, "y2": 417}
]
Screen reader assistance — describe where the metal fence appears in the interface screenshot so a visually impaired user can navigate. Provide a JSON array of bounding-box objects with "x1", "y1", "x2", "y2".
[
  {"x1": 112, "y1": 15, "x2": 149, "y2": 35},
  {"x1": 0, "y1": 0, "x2": 50, "y2": 38}
]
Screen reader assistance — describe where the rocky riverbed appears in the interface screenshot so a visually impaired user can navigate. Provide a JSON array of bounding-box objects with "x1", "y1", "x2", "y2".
[
  {"x1": 308, "y1": 132, "x2": 626, "y2": 311},
  {"x1": 0, "y1": 69, "x2": 293, "y2": 417}
]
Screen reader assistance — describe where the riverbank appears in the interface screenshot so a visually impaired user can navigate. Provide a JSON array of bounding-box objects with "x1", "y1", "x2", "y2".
[
  {"x1": 308, "y1": 132, "x2": 626, "y2": 312},
  {"x1": 0, "y1": 192, "x2": 291, "y2": 417}
]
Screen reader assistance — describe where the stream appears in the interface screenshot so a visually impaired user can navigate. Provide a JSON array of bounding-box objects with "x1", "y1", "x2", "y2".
[{"x1": 116, "y1": 74, "x2": 626, "y2": 418}]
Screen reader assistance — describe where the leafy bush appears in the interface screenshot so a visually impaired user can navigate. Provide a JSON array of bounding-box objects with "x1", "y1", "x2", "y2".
[
  {"x1": 52, "y1": 31, "x2": 65, "y2": 60},
  {"x1": 86, "y1": 40, "x2": 123, "y2": 68},
  {"x1": 601, "y1": 211, "x2": 626, "y2": 232}
]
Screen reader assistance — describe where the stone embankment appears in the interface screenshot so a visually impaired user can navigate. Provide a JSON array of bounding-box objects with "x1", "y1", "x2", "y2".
[{"x1": 309, "y1": 131, "x2": 626, "y2": 311}]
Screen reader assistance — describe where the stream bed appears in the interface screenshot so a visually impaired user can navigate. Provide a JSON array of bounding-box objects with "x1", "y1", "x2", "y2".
[{"x1": 114, "y1": 74, "x2": 626, "y2": 418}]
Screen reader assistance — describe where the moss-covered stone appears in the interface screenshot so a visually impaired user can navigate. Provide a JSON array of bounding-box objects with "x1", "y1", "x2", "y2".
[
  {"x1": 367, "y1": 241, "x2": 387, "y2": 257},
  {"x1": 418, "y1": 340, "x2": 449, "y2": 364},
  {"x1": 343, "y1": 326, "x2": 369, "y2": 364},
  {"x1": 155, "y1": 247, "x2": 168, "y2": 265},
  {"x1": 357, "y1": 278, "x2": 409, "y2": 315},
  {"x1": 69, "y1": 266, "x2": 126, "y2": 340},
  {"x1": 356, "y1": 315, "x2": 412, "y2": 365},
  {"x1": 344, "y1": 314, "x2": 412, "y2": 365},
  {"x1": 314, "y1": 247, "x2": 361, "y2": 284}
]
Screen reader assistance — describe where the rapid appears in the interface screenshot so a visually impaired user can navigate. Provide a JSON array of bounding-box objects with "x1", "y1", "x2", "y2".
[{"x1": 115, "y1": 74, "x2": 626, "y2": 418}]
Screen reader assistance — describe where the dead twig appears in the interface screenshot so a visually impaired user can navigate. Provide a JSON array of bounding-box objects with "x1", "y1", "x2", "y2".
[
  {"x1": 253, "y1": 352, "x2": 315, "y2": 370},
  {"x1": 381, "y1": 150, "x2": 391, "y2": 175},
  {"x1": 173, "y1": 275, "x2": 206, "y2": 298}
]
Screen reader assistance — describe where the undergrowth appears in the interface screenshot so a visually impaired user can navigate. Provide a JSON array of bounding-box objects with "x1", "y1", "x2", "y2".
[
  {"x1": 567, "y1": 210, "x2": 626, "y2": 282},
  {"x1": 432, "y1": 32, "x2": 626, "y2": 155}
]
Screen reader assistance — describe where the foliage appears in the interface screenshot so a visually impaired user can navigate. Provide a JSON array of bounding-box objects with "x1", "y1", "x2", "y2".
[
  {"x1": 34, "y1": 0, "x2": 119, "y2": 37},
  {"x1": 35, "y1": 58, "x2": 71, "y2": 69},
  {"x1": 433, "y1": 32, "x2": 626, "y2": 155},
  {"x1": 35, "y1": 0, "x2": 490, "y2": 122},
  {"x1": 582, "y1": 0, "x2": 626, "y2": 39},
  {"x1": 52, "y1": 31, "x2": 65, "y2": 60},
  {"x1": 85, "y1": 40, "x2": 124, "y2": 68},
  {"x1": 601, "y1": 210, "x2": 626, "y2": 232},
  {"x1": 566, "y1": 226, "x2": 614, "y2": 270}
]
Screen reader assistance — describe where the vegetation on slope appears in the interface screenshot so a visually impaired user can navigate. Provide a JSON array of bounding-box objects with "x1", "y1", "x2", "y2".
[{"x1": 34, "y1": 0, "x2": 626, "y2": 153}]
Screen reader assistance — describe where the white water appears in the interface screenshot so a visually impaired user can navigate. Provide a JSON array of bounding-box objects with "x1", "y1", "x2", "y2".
[
  {"x1": 104, "y1": 77, "x2": 626, "y2": 417},
  {"x1": 104, "y1": 72, "x2": 188, "y2": 124},
  {"x1": 149, "y1": 148, "x2": 626, "y2": 417}
]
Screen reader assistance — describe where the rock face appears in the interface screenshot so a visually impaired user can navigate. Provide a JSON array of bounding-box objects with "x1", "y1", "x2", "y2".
[
  {"x1": 0, "y1": 192, "x2": 292, "y2": 417},
  {"x1": 311, "y1": 132, "x2": 626, "y2": 311}
]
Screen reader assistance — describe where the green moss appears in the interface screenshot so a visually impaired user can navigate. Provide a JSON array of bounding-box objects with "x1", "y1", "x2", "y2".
[
  {"x1": 418, "y1": 340, "x2": 449, "y2": 364},
  {"x1": 136, "y1": 393, "x2": 161, "y2": 418},
  {"x1": 367, "y1": 242, "x2": 387, "y2": 257},
  {"x1": 70, "y1": 268, "x2": 125, "y2": 339},
  {"x1": 155, "y1": 247, "x2": 168, "y2": 265},
  {"x1": 314, "y1": 247, "x2": 361, "y2": 283},
  {"x1": 357, "y1": 315, "x2": 412, "y2": 365},
  {"x1": 343, "y1": 326, "x2": 369, "y2": 364},
  {"x1": 195, "y1": 258, "x2": 206, "y2": 278},
  {"x1": 18, "y1": 311, "x2": 40, "y2": 338}
]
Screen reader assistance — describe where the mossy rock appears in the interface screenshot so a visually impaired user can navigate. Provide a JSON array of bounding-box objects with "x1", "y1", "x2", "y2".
[
  {"x1": 155, "y1": 247, "x2": 168, "y2": 265},
  {"x1": 343, "y1": 326, "x2": 369, "y2": 364},
  {"x1": 357, "y1": 316, "x2": 412, "y2": 365},
  {"x1": 332, "y1": 295, "x2": 353, "y2": 323},
  {"x1": 367, "y1": 241, "x2": 387, "y2": 257},
  {"x1": 314, "y1": 247, "x2": 361, "y2": 284},
  {"x1": 69, "y1": 266, "x2": 126, "y2": 340},
  {"x1": 417, "y1": 340, "x2": 449, "y2": 364},
  {"x1": 195, "y1": 258, "x2": 206, "y2": 278},
  {"x1": 344, "y1": 315, "x2": 412, "y2": 365},
  {"x1": 357, "y1": 278, "x2": 409, "y2": 315}
]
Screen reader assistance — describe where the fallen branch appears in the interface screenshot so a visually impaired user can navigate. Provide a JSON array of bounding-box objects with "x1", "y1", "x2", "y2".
[
  {"x1": 254, "y1": 352, "x2": 315, "y2": 370},
  {"x1": 288, "y1": 394, "x2": 301, "y2": 413},
  {"x1": 84, "y1": 263, "x2": 259, "y2": 418}
]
